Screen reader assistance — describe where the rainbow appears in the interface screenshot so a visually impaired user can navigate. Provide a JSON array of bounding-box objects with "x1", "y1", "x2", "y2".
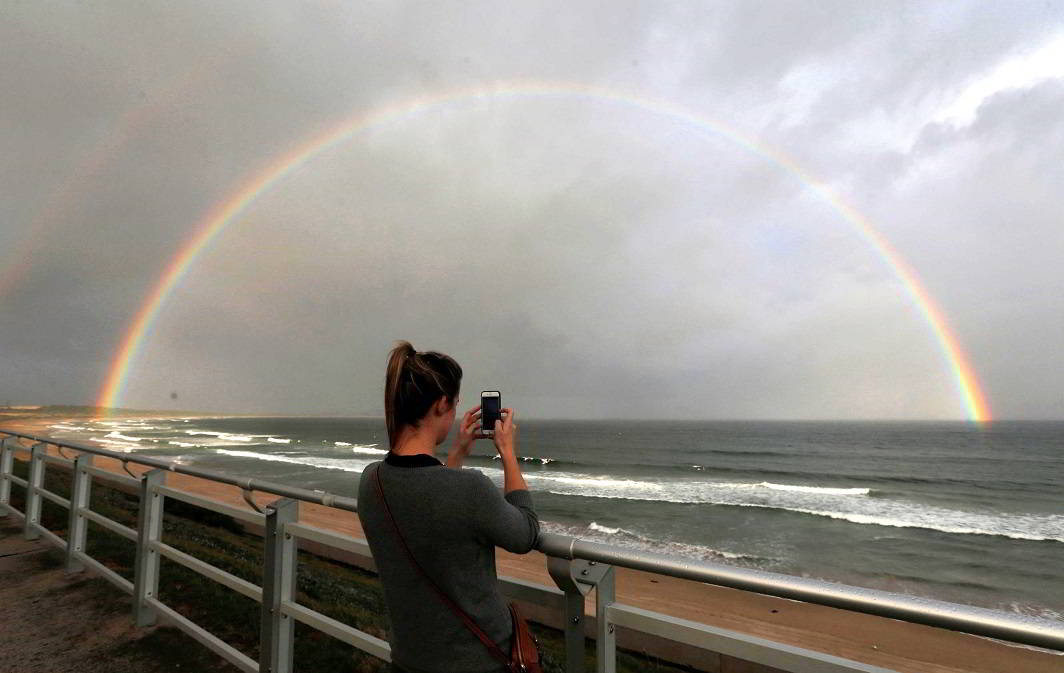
[{"x1": 96, "y1": 81, "x2": 991, "y2": 422}]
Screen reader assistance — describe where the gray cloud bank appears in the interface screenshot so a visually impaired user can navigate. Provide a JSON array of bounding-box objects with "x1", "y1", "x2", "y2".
[{"x1": 2, "y1": 2, "x2": 1062, "y2": 419}]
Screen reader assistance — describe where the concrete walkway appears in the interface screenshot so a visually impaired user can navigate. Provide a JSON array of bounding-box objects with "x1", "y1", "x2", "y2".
[{"x1": 0, "y1": 516, "x2": 238, "y2": 673}]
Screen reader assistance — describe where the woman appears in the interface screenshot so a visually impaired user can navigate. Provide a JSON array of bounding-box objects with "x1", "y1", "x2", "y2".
[{"x1": 358, "y1": 340, "x2": 539, "y2": 673}]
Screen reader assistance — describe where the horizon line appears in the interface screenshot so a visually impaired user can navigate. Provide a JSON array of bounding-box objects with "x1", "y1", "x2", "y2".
[{"x1": 2, "y1": 405, "x2": 1057, "y2": 423}]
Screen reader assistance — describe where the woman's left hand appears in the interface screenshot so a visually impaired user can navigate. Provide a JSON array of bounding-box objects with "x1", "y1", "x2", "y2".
[{"x1": 454, "y1": 404, "x2": 488, "y2": 454}]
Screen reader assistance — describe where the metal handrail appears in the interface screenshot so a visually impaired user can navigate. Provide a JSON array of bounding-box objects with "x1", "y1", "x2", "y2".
[
  {"x1": 542, "y1": 536, "x2": 1064, "y2": 651},
  {"x1": 2, "y1": 427, "x2": 1062, "y2": 653}
]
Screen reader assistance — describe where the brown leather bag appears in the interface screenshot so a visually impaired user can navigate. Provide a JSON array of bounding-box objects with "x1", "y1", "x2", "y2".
[{"x1": 374, "y1": 467, "x2": 542, "y2": 672}]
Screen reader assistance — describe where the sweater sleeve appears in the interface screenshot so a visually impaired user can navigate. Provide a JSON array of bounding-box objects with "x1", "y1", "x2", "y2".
[{"x1": 471, "y1": 472, "x2": 540, "y2": 553}]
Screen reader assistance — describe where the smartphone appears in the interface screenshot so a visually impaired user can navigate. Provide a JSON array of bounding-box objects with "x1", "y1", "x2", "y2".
[{"x1": 481, "y1": 391, "x2": 501, "y2": 437}]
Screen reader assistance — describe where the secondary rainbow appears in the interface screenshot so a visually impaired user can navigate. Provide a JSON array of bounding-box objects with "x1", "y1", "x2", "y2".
[
  {"x1": 96, "y1": 81, "x2": 991, "y2": 422},
  {"x1": 0, "y1": 58, "x2": 230, "y2": 301}
]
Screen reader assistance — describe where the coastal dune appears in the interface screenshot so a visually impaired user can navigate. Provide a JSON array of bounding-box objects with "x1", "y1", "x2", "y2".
[{"x1": 2, "y1": 418, "x2": 1060, "y2": 673}]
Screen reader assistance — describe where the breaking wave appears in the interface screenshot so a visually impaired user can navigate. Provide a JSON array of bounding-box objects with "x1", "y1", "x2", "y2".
[
  {"x1": 512, "y1": 470, "x2": 1063, "y2": 543},
  {"x1": 538, "y1": 520, "x2": 772, "y2": 565},
  {"x1": 349, "y1": 445, "x2": 387, "y2": 455},
  {"x1": 213, "y1": 448, "x2": 378, "y2": 473}
]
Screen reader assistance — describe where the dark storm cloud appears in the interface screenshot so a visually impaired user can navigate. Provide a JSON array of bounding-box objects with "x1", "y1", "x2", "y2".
[{"x1": 2, "y1": 2, "x2": 1062, "y2": 419}]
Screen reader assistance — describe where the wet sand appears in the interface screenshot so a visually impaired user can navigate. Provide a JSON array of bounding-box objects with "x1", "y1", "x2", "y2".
[{"x1": 2, "y1": 416, "x2": 1060, "y2": 673}]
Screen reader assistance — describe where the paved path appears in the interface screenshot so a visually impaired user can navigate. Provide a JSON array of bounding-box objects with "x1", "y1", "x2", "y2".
[{"x1": 0, "y1": 516, "x2": 237, "y2": 673}]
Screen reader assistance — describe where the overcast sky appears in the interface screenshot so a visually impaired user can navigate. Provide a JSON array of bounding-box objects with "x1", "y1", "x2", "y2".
[{"x1": 2, "y1": 2, "x2": 1062, "y2": 420}]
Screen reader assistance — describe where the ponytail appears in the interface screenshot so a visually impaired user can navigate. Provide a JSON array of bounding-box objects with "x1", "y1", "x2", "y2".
[{"x1": 384, "y1": 340, "x2": 463, "y2": 449}]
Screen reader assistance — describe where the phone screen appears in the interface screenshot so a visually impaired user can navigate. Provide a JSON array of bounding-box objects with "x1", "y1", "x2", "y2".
[{"x1": 482, "y1": 393, "x2": 501, "y2": 433}]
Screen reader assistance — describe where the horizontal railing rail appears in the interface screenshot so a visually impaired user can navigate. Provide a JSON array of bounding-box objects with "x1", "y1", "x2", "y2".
[{"x1": 1, "y1": 427, "x2": 1061, "y2": 673}]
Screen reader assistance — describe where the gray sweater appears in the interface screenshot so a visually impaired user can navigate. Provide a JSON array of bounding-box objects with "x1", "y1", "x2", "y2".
[{"x1": 357, "y1": 451, "x2": 540, "y2": 673}]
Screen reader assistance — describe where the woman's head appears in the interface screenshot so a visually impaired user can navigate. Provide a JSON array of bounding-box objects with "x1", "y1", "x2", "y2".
[{"x1": 384, "y1": 340, "x2": 463, "y2": 450}]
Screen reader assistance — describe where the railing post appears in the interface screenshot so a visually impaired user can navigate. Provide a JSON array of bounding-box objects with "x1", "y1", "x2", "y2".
[
  {"x1": 595, "y1": 566, "x2": 616, "y2": 673},
  {"x1": 563, "y1": 590, "x2": 586, "y2": 673},
  {"x1": 549, "y1": 556, "x2": 613, "y2": 673},
  {"x1": 0, "y1": 437, "x2": 16, "y2": 516},
  {"x1": 23, "y1": 442, "x2": 47, "y2": 540},
  {"x1": 133, "y1": 468, "x2": 166, "y2": 626},
  {"x1": 260, "y1": 497, "x2": 299, "y2": 673},
  {"x1": 548, "y1": 558, "x2": 588, "y2": 673},
  {"x1": 66, "y1": 453, "x2": 94, "y2": 573}
]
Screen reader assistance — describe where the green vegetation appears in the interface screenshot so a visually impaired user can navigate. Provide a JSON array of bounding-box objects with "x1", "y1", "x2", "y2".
[{"x1": 8, "y1": 456, "x2": 697, "y2": 672}]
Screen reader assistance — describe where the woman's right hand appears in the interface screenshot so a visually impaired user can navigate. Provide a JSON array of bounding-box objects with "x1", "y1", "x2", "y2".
[{"x1": 493, "y1": 408, "x2": 517, "y2": 456}]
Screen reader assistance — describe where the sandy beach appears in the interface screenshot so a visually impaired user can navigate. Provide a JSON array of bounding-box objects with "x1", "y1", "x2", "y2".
[{"x1": 2, "y1": 415, "x2": 1060, "y2": 673}]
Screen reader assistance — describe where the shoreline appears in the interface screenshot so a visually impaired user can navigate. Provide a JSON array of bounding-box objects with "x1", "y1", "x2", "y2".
[{"x1": 2, "y1": 415, "x2": 1060, "y2": 672}]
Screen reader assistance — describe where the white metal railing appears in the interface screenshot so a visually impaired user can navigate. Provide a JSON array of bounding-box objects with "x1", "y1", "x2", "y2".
[{"x1": 1, "y1": 429, "x2": 1061, "y2": 673}]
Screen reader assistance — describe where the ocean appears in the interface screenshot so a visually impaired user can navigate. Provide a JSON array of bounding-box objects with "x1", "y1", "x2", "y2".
[{"x1": 41, "y1": 416, "x2": 1064, "y2": 620}]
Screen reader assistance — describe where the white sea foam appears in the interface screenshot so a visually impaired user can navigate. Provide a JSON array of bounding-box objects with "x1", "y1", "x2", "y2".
[
  {"x1": 50, "y1": 424, "x2": 89, "y2": 431},
  {"x1": 759, "y1": 482, "x2": 869, "y2": 496},
  {"x1": 105, "y1": 431, "x2": 142, "y2": 442},
  {"x1": 267, "y1": 437, "x2": 291, "y2": 444},
  {"x1": 491, "y1": 454, "x2": 555, "y2": 464},
  {"x1": 758, "y1": 506, "x2": 1064, "y2": 543},
  {"x1": 540, "y1": 520, "x2": 767, "y2": 565},
  {"x1": 93, "y1": 421, "x2": 166, "y2": 430},
  {"x1": 350, "y1": 445, "x2": 387, "y2": 455},
  {"x1": 329, "y1": 441, "x2": 381, "y2": 453},
  {"x1": 521, "y1": 470, "x2": 1064, "y2": 543},
  {"x1": 680, "y1": 481, "x2": 869, "y2": 496},
  {"x1": 90, "y1": 438, "x2": 140, "y2": 452},
  {"x1": 91, "y1": 423, "x2": 155, "y2": 432},
  {"x1": 213, "y1": 448, "x2": 378, "y2": 473},
  {"x1": 547, "y1": 475, "x2": 663, "y2": 491},
  {"x1": 214, "y1": 449, "x2": 308, "y2": 464},
  {"x1": 185, "y1": 431, "x2": 257, "y2": 442},
  {"x1": 105, "y1": 422, "x2": 166, "y2": 430},
  {"x1": 166, "y1": 435, "x2": 265, "y2": 448},
  {"x1": 1006, "y1": 602, "x2": 1064, "y2": 624}
]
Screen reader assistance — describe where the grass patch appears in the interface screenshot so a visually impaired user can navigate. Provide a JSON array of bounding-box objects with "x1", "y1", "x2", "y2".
[
  {"x1": 108, "y1": 625, "x2": 242, "y2": 672},
  {"x1": 8, "y1": 455, "x2": 702, "y2": 672}
]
